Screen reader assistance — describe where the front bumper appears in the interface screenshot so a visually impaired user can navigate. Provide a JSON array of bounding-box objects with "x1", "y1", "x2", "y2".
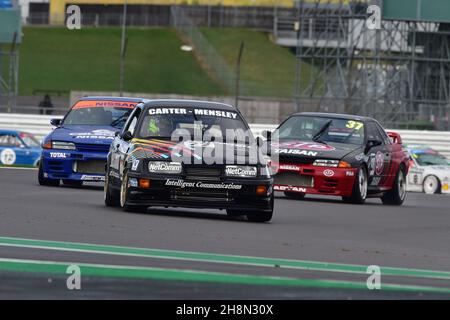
[
  {"x1": 41, "y1": 149, "x2": 106, "y2": 181},
  {"x1": 125, "y1": 173, "x2": 274, "y2": 211},
  {"x1": 273, "y1": 163, "x2": 358, "y2": 197}
]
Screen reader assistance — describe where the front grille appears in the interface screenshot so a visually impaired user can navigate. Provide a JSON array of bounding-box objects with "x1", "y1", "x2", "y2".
[
  {"x1": 323, "y1": 178, "x2": 338, "y2": 188},
  {"x1": 184, "y1": 167, "x2": 222, "y2": 181},
  {"x1": 75, "y1": 160, "x2": 105, "y2": 174},
  {"x1": 277, "y1": 155, "x2": 316, "y2": 165},
  {"x1": 48, "y1": 160, "x2": 64, "y2": 172},
  {"x1": 274, "y1": 172, "x2": 313, "y2": 187},
  {"x1": 75, "y1": 143, "x2": 110, "y2": 153}
]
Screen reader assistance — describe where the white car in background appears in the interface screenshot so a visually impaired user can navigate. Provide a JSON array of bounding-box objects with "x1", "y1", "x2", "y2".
[{"x1": 405, "y1": 145, "x2": 450, "y2": 194}]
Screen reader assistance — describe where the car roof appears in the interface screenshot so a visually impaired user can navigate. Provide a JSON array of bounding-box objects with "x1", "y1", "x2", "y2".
[
  {"x1": 142, "y1": 99, "x2": 236, "y2": 111},
  {"x1": 0, "y1": 129, "x2": 30, "y2": 135},
  {"x1": 78, "y1": 96, "x2": 147, "y2": 103},
  {"x1": 291, "y1": 112, "x2": 372, "y2": 122}
]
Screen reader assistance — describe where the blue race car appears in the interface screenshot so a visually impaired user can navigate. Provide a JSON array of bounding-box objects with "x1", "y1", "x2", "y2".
[
  {"x1": 38, "y1": 96, "x2": 144, "y2": 186},
  {"x1": 0, "y1": 130, "x2": 41, "y2": 167}
]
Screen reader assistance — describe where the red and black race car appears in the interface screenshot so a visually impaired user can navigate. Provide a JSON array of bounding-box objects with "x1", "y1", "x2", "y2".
[{"x1": 265, "y1": 112, "x2": 409, "y2": 205}]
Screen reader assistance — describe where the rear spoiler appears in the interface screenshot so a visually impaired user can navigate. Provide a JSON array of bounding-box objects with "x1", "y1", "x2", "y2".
[{"x1": 387, "y1": 131, "x2": 402, "y2": 144}]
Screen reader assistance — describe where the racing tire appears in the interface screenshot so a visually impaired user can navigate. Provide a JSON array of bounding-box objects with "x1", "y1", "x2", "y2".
[
  {"x1": 422, "y1": 175, "x2": 441, "y2": 195},
  {"x1": 284, "y1": 191, "x2": 306, "y2": 200},
  {"x1": 246, "y1": 193, "x2": 274, "y2": 223},
  {"x1": 62, "y1": 180, "x2": 83, "y2": 187},
  {"x1": 38, "y1": 160, "x2": 59, "y2": 187},
  {"x1": 104, "y1": 170, "x2": 120, "y2": 207},
  {"x1": 342, "y1": 166, "x2": 368, "y2": 204},
  {"x1": 381, "y1": 167, "x2": 407, "y2": 205},
  {"x1": 120, "y1": 171, "x2": 147, "y2": 213}
]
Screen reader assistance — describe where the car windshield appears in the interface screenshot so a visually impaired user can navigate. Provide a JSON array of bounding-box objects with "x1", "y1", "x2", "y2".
[
  {"x1": 411, "y1": 150, "x2": 449, "y2": 166},
  {"x1": 63, "y1": 100, "x2": 136, "y2": 127},
  {"x1": 276, "y1": 115, "x2": 365, "y2": 145},
  {"x1": 138, "y1": 107, "x2": 249, "y2": 141},
  {"x1": 19, "y1": 133, "x2": 40, "y2": 148}
]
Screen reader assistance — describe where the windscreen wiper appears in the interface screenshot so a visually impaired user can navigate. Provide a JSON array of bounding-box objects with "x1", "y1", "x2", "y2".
[
  {"x1": 312, "y1": 120, "x2": 332, "y2": 143},
  {"x1": 110, "y1": 113, "x2": 130, "y2": 128}
]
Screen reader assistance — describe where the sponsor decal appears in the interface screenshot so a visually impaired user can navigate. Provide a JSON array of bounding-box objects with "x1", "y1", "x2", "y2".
[
  {"x1": 148, "y1": 162, "x2": 181, "y2": 173},
  {"x1": 0, "y1": 148, "x2": 16, "y2": 165},
  {"x1": 70, "y1": 129, "x2": 115, "y2": 140},
  {"x1": 149, "y1": 108, "x2": 187, "y2": 115},
  {"x1": 131, "y1": 159, "x2": 140, "y2": 171},
  {"x1": 193, "y1": 109, "x2": 238, "y2": 119},
  {"x1": 279, "y1": 164, "x2": 301, "y2": 171},
  {"x1": 275, "y1": 141, "x2": 336, "y2": 152},
  {"x1": 323, "y1": 169, "x2": 335, "y2": 177},
  {"x1": 50, "y1": 152, "x2": 67, "y2": 158},
  {"x1": 165, "y1": 179, "x2": 242, "y2": 190},
  {"x1": 129, "y1": 178, "x2": 138, "y2": 187},
  {"x1": 225, "y1": 166, "x2": 257, "y2": 177},
  {"x1": 80, "y1": 175, "x2": 105, "y2": 181},
  {"x1": 274, "y1": 185, "x2": 307, "y2": 193},
  {"x1": 346, "y1": 171, "x2": 355, "y2": 177},
  {"x1": 413, "y1": 174, "x2": 419, "y2": 184},
  {"x1": 274, "y1": 149, "x2": 318, "y2": 157},
  {"x1": 72, "y1": 100, "x2": 137, "y2": 109},
  {"x1": 375, "y1": 151, "x2": 384, "y2": 175}
]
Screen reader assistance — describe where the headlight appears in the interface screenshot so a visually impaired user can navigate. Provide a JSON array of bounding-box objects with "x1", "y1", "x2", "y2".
[
  {"x1": 259, "y1": 165, "x2": 271, "y2": 177},
  {"x1": 313, "y1": 159, "x2": 339, "y2": 167},
  {"x1": 225, "y1": 165, "x2": 257, "y2": 178},
  {"x1": 52, "y1": 141, "x2": 76, "y2": 150},
  {"x1": 148, "y1": 161, "x2": 182, "y2": 174}
]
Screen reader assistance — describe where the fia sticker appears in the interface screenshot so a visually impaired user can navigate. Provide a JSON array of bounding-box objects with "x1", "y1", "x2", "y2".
[{"x1": 0, "y1": 148, "x2": 16, "y2": 165}]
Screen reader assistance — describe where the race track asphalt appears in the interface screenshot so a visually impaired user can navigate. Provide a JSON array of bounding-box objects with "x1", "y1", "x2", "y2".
[{"x1": 0, "y1": 167, "x2": 449, "y2": 299}]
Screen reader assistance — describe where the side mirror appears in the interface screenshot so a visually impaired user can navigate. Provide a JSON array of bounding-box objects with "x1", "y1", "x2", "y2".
[
  {"x1": 50, "y1": 118, "x2": 62, "y2": 127},
  {"x1": 365, "y1": 138, "x2": 382, "y2": 154},
  {"x1": 121, "y1": 131, "x2": 133, "y2": 142},
  {"x1": 261, "y1": 130, "x2": 272, "y2": 141},
  {"x1": 387, "y1": 131, "x2": 402, "y2": 144}
]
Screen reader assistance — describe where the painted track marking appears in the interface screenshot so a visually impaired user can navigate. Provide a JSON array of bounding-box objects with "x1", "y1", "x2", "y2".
[
  {"x1": 1, "y1": 236, "x2": 450, "y2": 281},
  {"x1": 1, "y1": 257, "x2": 450, "y2": 294}
]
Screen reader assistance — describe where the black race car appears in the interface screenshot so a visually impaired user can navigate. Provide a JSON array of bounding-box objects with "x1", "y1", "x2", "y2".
[
  {"x1": 104, "y1": 99, "x2": 274, "y2": 222},
  {"x1": 267, "y1": 112, "x2": 409, "y2": 205}
]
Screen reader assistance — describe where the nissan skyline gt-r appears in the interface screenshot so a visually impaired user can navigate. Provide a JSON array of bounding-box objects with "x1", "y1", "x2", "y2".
[
  {"x1": 267, "y1": 112, "x2": 409, "y2": 205},
  {"x1": 405, "y1": 144, "x2": 450, "y2": 194},
  {"x1": 38, "y1": 96, "x2": 144, "y2": 187},
  {"x1": 0, "y1": 130, "x2": 41, "y2": 167},
  {"x1": 104, "y1": 100, "x2": 274, "y2": 222}
]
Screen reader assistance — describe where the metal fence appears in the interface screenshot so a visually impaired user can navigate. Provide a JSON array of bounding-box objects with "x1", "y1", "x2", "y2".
[
  {"x1": 26, "y1": 5, "x2": 286, "y2": 29},
  {"x1": 171, "y1": 6, "x2": 237, "y2": 96}
]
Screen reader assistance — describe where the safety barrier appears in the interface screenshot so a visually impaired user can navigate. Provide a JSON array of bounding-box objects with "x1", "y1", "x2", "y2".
[{"x1": 1, "y1": 113, "x2": 449, "y2": 158}]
